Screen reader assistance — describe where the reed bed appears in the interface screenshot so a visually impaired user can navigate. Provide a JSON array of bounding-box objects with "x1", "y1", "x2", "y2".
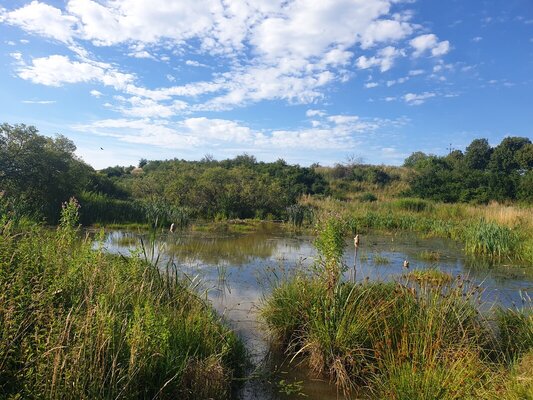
[{"x1": 0, "y1": 200, "x2": 245, "y2": 400}]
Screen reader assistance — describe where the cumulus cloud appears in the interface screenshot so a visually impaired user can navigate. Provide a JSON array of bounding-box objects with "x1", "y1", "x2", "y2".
[
  {"x1": 356, "y1": 46, "x2": 404, "y2": 72},
  {"x1": 2, "y1": 0, "x2": 453, "y2": 147},
  {"x1": 2, "y1": 1, "x2": 78, "y2": 43},
  {"x1": 410, "y1": 34, "x2": 450, "y2": 57},
  {"x1": 16, "y1": 54, "x2": 134, "y2": 88}
]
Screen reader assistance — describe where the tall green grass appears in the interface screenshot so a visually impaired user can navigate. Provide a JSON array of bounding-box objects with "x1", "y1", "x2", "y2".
[
  {"x1": 262, "y1": 273, "x2": 494, "y2": 398},
  {"x1": 463, "y1": 219, "x2": 520, "y2": 259},
  {"x1": 0, "y1": 199, "x2": 244, "y2": 399}
]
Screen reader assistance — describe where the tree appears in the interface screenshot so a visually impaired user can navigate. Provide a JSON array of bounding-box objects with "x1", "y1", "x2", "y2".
[
  {"x1": 464, "y1": 138, "x2": 492, "y2": 170},
  {"x1": 403, "y1": 151, "x2": 429, "y2": 168},
  {"x1": 516, "y1": 143, "x2": 533, "y2": 171},
  {"x1": 489, "y1": 136, "x2": 531, "y2": 173},
  {"x1": 0, "y1": 123, "x2": 92, "y2": 222}
]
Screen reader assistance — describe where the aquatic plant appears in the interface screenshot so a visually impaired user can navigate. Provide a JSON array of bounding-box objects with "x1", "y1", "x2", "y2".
[
  {"x1": 463, "y1": 219, "x2": 519, "y2": 259},
  {"x1": 262, "y1": 270, "x2": 494, "y2": 397},
  {"x1": 418, "y1": 250, "x2": 442, "y2": 262}
]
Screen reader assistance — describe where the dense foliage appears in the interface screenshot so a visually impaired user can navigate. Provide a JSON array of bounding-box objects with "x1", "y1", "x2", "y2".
[
  {"x1": 404, "y1": 137, "x2": 533, "y2": 203},
  {"x1": 114, "y1": 155, "x2": 328, "y2": 220}
]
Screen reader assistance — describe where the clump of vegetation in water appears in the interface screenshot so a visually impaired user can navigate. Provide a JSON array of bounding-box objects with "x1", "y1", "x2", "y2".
[
  {"x1": 417, "y1": 250, "x2": 442, "y2": 262},
  {"x1": 463, "y1": 219, "x2": 520, "y2": 259},
  {"x1": 0, "y1": 199, "x2": 245, "y2": 399}
]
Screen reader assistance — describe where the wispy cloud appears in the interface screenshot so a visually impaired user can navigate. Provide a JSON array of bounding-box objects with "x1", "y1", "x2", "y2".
[{"x1": 21, "y1": 100, "x2": 56, "y2": 104}]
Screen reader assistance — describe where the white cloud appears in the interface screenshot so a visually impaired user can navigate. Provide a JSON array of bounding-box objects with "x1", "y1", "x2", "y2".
[
  {"x1": 410, "y1": 33, "x2": 450, "y2": 57},
  {"x1": 403, "y1": 91, "x2": 435, "y2": 105},
  {"x1": 365, "y1": 82, "x2": 379, "y2": 88},
  {"x1": 90, "y1": 89, "x2": 102, "y2": 97},
  {"x1": 408, "y1": 69, "x2": 424, "y2": 76},
  {"x1": 128, "y1": 50, "x2": 154, "y2": 59},
  {"x1": 386, "y1": 76, "x2": 409, "y2": 86},
  {"x1": 356, "y1": 46, "x2": 404, "y2": 72},
  {"x1": 10, "y1": 52, "x2": 23, "y2": 61},
  {"x1": 360, "y1": 19, "x2": 413, "y2": 49},
  {"x1": 74, "y1": 112, "x2": 396, "y2": 151},
  {"x1": 3, "y1": 0, "x2": 452, "y2": 113},
  {"x1": 113, "y1": 96, "x2": 188, "y2": 118},
  {"x1": 21, "y1": 99, "x2": 56, "y2": 104},
  {"x1": 185, "y1": 59, "x2": 209, "y2": 67},
  {"x1": 472, "y1": 36, "x2": 483, "y2": 42},
  {"x1": 16, "y1": 54, "x2": 134, "y2": 88},
  {"x1": 306, "y1": 109, "x2": 326, "y2": 117},
  {"x1": 2, "y1": 1, "x2": 78, "y2": 43}
]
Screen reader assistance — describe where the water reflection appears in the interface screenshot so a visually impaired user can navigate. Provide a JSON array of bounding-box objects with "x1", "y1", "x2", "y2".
[{"x1": 96, "y1": 227, "x2": 532, "y2": 399}]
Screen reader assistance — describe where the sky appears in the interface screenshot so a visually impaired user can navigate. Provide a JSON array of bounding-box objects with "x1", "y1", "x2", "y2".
[{"x1": 0, "y1": 0, "x2": 532, "y2": 169}]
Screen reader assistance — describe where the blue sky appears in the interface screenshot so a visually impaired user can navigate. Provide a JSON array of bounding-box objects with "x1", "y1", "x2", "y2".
[{"x1": 0, "y1": 0, "x2": 532, "y2": 169}]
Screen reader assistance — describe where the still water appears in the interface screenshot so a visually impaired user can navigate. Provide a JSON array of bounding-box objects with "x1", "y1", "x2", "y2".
[{"x1": 97, "y1": 224, "x2": 532, "y2": 399}]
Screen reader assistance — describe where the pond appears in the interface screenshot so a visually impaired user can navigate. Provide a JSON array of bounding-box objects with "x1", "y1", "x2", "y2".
[{"x1": 96, "y1": 223, "x2": 533, "y2": 399}]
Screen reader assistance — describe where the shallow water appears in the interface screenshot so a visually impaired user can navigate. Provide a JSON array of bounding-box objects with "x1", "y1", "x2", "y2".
[{"x1": 97, "y1": 224, "x2": 533, "y2": 399}]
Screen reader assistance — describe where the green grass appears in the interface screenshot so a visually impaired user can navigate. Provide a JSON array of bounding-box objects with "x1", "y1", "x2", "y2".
[
  {"x1": 495, "y1": 304, "x2": 533, "y2": 363},
  {"x1": 393, "y1": 198, "x2": 434, "y2": 213},
  {"x1": 0, "y1": 200, "x2": 245, "y2": 399},
  {"x1": 463, "y1": 219, "x2": 520, "y2": 260}
]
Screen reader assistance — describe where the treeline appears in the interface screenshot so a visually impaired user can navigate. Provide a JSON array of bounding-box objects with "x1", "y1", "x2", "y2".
[
  {"x1": 404, "y1": 137, "x2": 533, "y2": 203},
  {"x1": 1, "y1": 123, "x2": 532, "y2": 225},
  {"x1": 0, "y1": 123, "x2": 327, "y2": 224}
]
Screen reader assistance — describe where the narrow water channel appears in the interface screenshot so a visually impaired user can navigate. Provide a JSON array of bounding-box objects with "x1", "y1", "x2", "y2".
[{"x1": 96, "y1": 224, "x2": 533, "y2": 399}]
